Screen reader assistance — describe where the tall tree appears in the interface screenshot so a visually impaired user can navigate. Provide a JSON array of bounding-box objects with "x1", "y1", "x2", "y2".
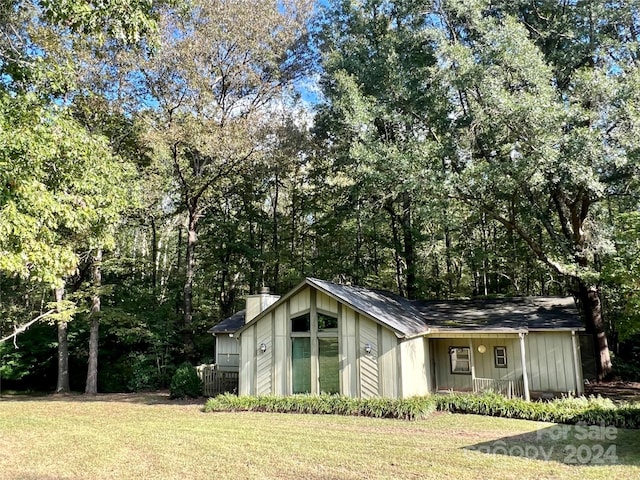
[
  {"x1": 0, "y1": 0, "x2": 154, "y2": 391},
  {"x1": 432, "y1": 0, "x2": 640, "y2": 379},
  {"x1": 137, "y1": 0, "x2": 313, "y2": 359}
]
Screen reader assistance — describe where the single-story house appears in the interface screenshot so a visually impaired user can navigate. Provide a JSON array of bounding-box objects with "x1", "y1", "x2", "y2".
[{"x1": 215, "y1": 278, "x2": 586, "y2": 400}]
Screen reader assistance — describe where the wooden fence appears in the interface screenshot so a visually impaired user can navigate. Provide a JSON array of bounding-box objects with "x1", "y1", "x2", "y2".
[
  {"x1": 196, "y1": 364, "x2": 239, "y2": 397},
  {"x1": 473, "y1": 377, "x2": 524, "y2": 399}
]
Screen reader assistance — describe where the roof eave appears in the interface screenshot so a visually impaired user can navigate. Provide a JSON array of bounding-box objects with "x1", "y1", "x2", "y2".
[
  {"x1": 427, "y1": 327, "x2": 529, "y2": 335},
  {"x1": 528, "y1": 327, "x2": 585, "y2": 332}
]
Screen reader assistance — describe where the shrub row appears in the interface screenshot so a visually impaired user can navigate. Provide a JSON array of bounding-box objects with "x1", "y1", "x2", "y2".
[
  {"x1": 435, "y1": 392, "x2": 640, "y2": 428},
  {"x1": 204, "y1": 391, "x2": 640, "y2": 427},
  {"x1": 204, "y1": 393, "x2": 437, "y2": 420}
]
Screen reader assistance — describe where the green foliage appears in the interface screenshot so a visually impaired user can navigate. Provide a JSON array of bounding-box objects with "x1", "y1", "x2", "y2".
[
  {"x1": 204, "y1": 393, "x2": 437, "y2": 420},
  {"x1": 0, "y1": 92, "x2": 136, "y2": 287},
  {"x1": 435, "y1": 392, "x2": 640, "y2": 429},
  {"x1": 169, "y1": 363, "x2": 202, "y2": 399},
  {"x1": 205, "y1": 392, "x2": 640, "y2": 428},
  {"x1": 40, "y1": 0, "x2": 157, "y2": 44}
]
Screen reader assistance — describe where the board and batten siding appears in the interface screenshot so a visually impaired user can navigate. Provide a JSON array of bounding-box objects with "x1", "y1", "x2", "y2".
[
  {"x1": 239, "y1": 324, "x2": 255, "y2": 395},
  {"x1": 525, "y1": 331, "x2": 581, "y2": 393},
  {"x1": 215, "y1": 336, "x2": 239, "y2": 370},
  {"x1": 399, "y1": 336, "x2": 431, "y2": 397},
  {"x1": 289, "y1": 288, "x2": 310, "y2": 316},
  {"x1": 216, "y1": 336, "x2": 238, "y2": 355},
  {"x1": 255, "y1": 312, "x2": 273, "y2": 395},
  {"x1": 358, "y1": 316, "x2": 379, "y2": 398},
  {"x1": 316, "y1": 291, "x2": 338, "y2": 314}
]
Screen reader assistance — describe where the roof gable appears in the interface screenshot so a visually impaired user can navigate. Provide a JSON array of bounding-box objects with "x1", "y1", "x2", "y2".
[{"x1": 307, "y1": 278, "x2": 428, "y2": 337}]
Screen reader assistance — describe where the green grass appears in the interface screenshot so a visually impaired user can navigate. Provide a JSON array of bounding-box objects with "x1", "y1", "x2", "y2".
[{"x1": 1, "y1": 393, "x2": 639, "y2": 480}]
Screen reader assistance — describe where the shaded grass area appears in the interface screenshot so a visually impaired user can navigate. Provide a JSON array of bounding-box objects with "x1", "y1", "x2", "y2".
[{"x1": 0, "y1": 394, "x2": 639, "y2": 480}]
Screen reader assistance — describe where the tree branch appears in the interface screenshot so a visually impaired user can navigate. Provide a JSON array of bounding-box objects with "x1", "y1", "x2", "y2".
[{"x1": 0, "y1": 310, "x2": 56, "y2": 347}]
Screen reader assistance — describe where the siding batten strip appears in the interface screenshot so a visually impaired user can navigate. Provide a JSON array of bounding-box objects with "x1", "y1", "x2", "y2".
[{"x1": 571, "y1": 331, "x2": 583, "y2": 395}]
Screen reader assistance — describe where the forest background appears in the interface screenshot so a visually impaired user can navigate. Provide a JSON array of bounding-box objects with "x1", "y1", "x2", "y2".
[{"x1": 1, "y1": 0, "x2": 639, "y2": 393}]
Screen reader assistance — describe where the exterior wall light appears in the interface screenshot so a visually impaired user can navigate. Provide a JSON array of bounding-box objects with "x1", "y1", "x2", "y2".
[
  {"x1": 259, "y1": 343, "x2": 267, "y2": 353},
  {"x1": 364, "y1": 343, "x2": 372, "y2": 354},
  {"x1": 477, "y1": 344, "x2": 487, "y2": 354}
]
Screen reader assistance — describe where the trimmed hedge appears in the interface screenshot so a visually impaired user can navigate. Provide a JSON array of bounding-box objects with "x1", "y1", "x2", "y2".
[
  {"x1": 204, "y1": 393, "x2": 437, "y2": 420},
  {"x1": 435, "y1": 392, "x2": 640, "y2": 428},
  {"x1": 204, "y1": 391, "x2": 640, "y2": 427}
]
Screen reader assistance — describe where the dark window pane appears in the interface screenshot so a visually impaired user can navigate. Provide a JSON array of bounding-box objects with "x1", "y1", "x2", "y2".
[
  {"x1": 318, "y1": 313, "x2": 338, "y2": 331},
  {"x1": 318, "y1": 338, "x2": 340, "y2": 394},
  {"x1": 292, "y1": 337, "x2": 311, "y2": 393},
  {"x1": 291, "y1": 313, "x2": 310, "y2": 332}
]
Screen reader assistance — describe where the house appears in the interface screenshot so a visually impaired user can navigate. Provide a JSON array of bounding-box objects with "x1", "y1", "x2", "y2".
[
  {"x1": 208, "y1": 287, "x2": 280, "y2": 371},
  {"x1": 224, "y1": 278, "x2": 585, "y2": 400}
]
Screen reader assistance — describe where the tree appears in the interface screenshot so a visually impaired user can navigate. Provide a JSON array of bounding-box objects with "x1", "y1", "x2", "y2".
[
  {"x1": 314, "y1": 0, "x2": 445, "y2": 297},
  {"x1": 136, "y1": 0, "x2": 314, "y2": 359},
  {"x1": 314, "y1": 0, "x2": 640, "y2": 380},
  {"x1": 0, "y1": 0, "x2": 154, "y2": 392},
  {"x1": 432, "y1": 0, "x2": 640, "y2": 379}
]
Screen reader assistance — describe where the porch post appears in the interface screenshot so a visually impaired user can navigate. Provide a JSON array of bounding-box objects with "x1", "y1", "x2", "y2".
[
  {"x1": 571, "y1": 331, "x2": 584, "y2": 395},
  {"x1": 468, "y1": 339, "x2": 476, "y2": 392},
  {"x1": 518, "y1": 333, "x2": 530, "y2": 401}
]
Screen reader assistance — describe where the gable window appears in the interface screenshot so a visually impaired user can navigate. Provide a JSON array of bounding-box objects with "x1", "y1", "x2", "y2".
[
  {"x1": 317, "y1": 312, "x2": 338, "y2": 332},
  {"x1": 494, "y1": 346, "x2": 507, "y2": 368},
  {"x1": 291, "y1": 313, "x2": 310, "y2": 332},
  {"x1": 449, "y1": 347, "x2": 470, "y2": 374}
]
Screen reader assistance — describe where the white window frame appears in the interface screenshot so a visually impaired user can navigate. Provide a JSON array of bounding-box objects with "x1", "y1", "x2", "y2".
[
  {"x1": 494, "y1": 346, "x2": 507, "y2": 368},
  {"x1": 449, "y1": 346, "x2": 471, "y2": 374}
]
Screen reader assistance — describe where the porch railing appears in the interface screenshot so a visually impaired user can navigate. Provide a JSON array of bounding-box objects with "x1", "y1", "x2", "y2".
[
  {"x1": 196, "y1": 364, "x2": 239, "y2": 397},
  {"x1": 473, "y1": 377, "x2": 524, "y2": 399}
]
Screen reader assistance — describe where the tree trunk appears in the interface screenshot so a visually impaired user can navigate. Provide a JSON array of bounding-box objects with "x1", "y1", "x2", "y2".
[
  {"x1": 151, "y1": 216, "x2": 158, "y2": 288},
  {"x1": 85, "y1": 249, "x2": 102, "y2": 395},
  {"x1": 55, "y1": 286, "x2": 70, "y2": 394},
  {"x1": 578, "y1": 282, "x2": 612, "y2": 381},
  {"x1": 444, "y1": 224, "x2": 453, "y2": 296},
  {"x1": 401, "y1": 193, "x2": 417, "y2": 299},
  {"x1": 385, "y1": 202, "x2": 405, "y2": 297},
  {"x1": 272, "y1": 170, "x2": 280, "y2": 289},
  {"x1": 183, "y1": 212, "x2": 197, "y2": 361}
]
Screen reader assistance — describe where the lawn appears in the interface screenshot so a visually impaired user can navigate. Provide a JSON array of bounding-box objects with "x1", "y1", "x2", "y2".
[{"x1": 1, "y1": 393, "x2": 639, "y2": 480}]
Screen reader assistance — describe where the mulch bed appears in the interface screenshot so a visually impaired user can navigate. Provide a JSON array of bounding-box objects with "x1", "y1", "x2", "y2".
[{"x1": 584, "y1": 380, "x2": 640, "y2": 403}]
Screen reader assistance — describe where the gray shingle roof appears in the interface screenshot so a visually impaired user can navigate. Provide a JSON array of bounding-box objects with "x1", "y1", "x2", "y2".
[
  {"x1": 214, "y1": 279, "x2": 583, "y2": 337},
  {"x1": 307, "y1": 278, "x2": 429, "y2": 337},
  {"x1": 413, "y1": 296, "x2": 582, "y2": 332},
  {"x1": 208, "y1": 310, "x2": 245, "y2": 334}
]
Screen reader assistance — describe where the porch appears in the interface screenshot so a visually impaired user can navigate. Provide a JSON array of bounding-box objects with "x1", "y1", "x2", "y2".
[{"x1": 429, "y1": 333, "x2": 531, "y2": 400}]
